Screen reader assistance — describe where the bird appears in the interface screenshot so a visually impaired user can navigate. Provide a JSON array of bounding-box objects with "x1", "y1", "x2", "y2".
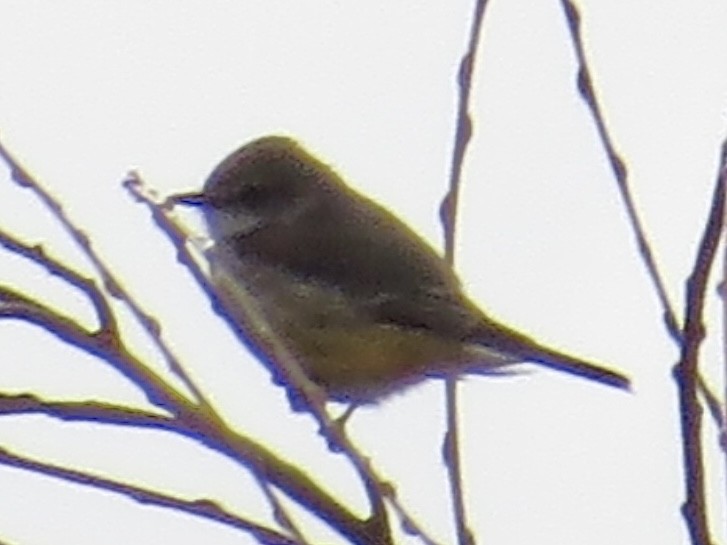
[{"x1": 176, "y1": 135, "x2": 630, "y2": 406}]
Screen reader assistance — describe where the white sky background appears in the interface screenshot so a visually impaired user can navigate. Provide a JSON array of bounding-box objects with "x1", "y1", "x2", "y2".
[{"x1": 0, "y1": 2, "x2": 726, "y2": 544}]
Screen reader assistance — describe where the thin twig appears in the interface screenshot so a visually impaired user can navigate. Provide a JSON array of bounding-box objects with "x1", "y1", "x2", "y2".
[
  {"x1": 673, "y1": 143, "x2": 726, "y2": 545},
  {"x1": 0, "y1": 228, "x2": 118, "y2": 336},
  {"x1": 255, "y1": 475, "x2": 312, "y2": 545},
  {"x1": 0, "y1": 138, "x2": 209, "y2": 407},
  {"x1": 0, "y1": 282, "x2": 193, "y2": 413},
  {"x1": 0, "y1": 393, "x2": 174, "y2": 429},
  {"x1": 560, "y1": 0, "x2": 681, "y2": 342},
  {"x1": 0, "y1": 383, "x2": 383, "y2": 545},
  {"x1": 561, "y1": 5, "x2": 723, "y2": 543},
  {"x1": 0, "y1": 445, "x2": 296, "y2": 545},
  {"x1": 441, "y1": 1, "x2": 491, "y2": 544}
]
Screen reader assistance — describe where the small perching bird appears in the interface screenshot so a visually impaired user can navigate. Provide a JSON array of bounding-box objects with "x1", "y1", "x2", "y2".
[{"x1": 176, "y1": 136, "x2": 630, "y2": 404}]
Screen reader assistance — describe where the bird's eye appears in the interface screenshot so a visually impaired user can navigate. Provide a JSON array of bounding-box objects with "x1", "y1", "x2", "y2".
[{"x1": 237, "y1": 180, "x2": 276, "y2": 209}]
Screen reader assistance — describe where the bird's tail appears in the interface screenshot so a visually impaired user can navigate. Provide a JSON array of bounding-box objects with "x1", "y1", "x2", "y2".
[{"x1": 469, "y1": 319, "x2": 631, "y2": 391}]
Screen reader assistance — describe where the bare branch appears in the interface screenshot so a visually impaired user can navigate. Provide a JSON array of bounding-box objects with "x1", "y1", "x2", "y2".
[
  {"x1": 0, "y1": 227, "x2": 118, "y2": 335},
  {"x1": 560, "y1": 0, "x2": 681, "y2": 342},
  {"x1": 0, "y1": 137, "x2": 208, "y2": 407},
  {"x1": 441, "y1": 2, "x2": 492, "y2": 544},
  {"x1": 673, "y1": 142, "x2": 726, "y2": 545},
  {"x1": 0, "y1": 393, "x2": 173, "y2": 429},
  {"x1": 0, "y1": 445, "x2": 296, "y2": 545}
]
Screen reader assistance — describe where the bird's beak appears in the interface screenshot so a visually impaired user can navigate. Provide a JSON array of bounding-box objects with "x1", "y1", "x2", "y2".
[{"x1": 166, "y1": 191, "x2": 206, "y2": 207}]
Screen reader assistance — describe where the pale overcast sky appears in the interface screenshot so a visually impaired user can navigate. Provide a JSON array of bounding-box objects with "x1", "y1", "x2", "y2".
[{"x1": 0, "y1": 2, "x2": 726, "y2": 545}]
